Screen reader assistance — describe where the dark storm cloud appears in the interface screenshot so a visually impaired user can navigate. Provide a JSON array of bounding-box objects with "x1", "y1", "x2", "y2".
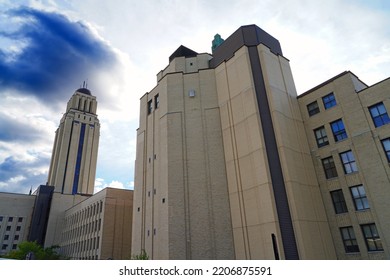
[
  {"x1": 0, "y1": 6, "x2": 118, "y2": 103},
  {"x1": 0, "y1": 112, "x2": 43, "y2": 143},
  {"x1": 0, "y1": 155, "x2": 50, "y2": 194}
]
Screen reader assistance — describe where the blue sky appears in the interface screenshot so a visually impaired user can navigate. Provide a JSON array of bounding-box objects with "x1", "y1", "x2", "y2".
[{"x1": 0, "y1": 0, "x2": 389, "y2": 194}]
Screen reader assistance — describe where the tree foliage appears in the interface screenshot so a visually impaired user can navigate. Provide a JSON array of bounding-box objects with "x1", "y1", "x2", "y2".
[
  {"x1": 132, "y1": 249, "x2": 149, "y2": 260},
  {"x1": 4, "y1": 241, "x2": 64, "y2": 260}
]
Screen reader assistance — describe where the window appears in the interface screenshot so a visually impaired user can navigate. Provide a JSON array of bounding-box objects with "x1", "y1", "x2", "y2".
[
  {"x1": 18, "y1": 217, "x2": 23, "y2": 223},
  {"x1": 350, "y1": 185, "x2": 369, "y2": 210},
  {"x1": 331, "y1": 119, "x2": 347, "y2": 142},
  {"x1": 361, "y1": 224, "x2": 383, "y2": 251},
  {"x1": 314, "y1": 126, "x2": 329, "y2": 147},
  {"x1": 330, "y1": 190, "x2": 348, "y2": 214},
  {"x1": 147, "y1": 100, "x2": 153, "y2": 115},
  {"x1": 369, "y1": 102, "x2": 390, "y2": 127},
  {"x1": 322, "y1": 156, "x2": 338, "y2": 179},
  {"x1": 12, "y1": 244, "x2": 17, "y2": 250},
  {"x1": 322, "y1": 92, "x2": 337, "y2": 109},
  {"x1": 4, "y1": 235, "x2": 9, "y2": 240},
  {"x1": 6, "y1": 226, "x2": 11, "y2": 231},
  {"x1": 8, "y1": 217, "x2": 13, "y2": 222},
  {"x1": 14, "y1": 235, "x2": 19, "y2": 241},
  {"x1": 307, "y1": 101, "x2": 320, "y2": 116},
  {"x1": 340, "y1": 150, "x2": 358, "y2": 174},
  {"x1": 340, "y1": 227, "x2": 359, "y2": 253},
  {"x1": 0, "y1": 216, "x2": 3, "y2": 222},
  {"x1": 2, "y1": 244, "x2": 8, "y2": 250},
  {"x1": 155, "y1": 94, "x2": 160, "y2": 109},
  {"x1": 381, "y1": 138, "x2": 390, "y2": 162}
]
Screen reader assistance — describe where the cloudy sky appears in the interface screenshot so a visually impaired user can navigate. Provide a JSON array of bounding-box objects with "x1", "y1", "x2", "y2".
[{"x1": 0, "y1": 0, "x2": 389, "y2": 194}]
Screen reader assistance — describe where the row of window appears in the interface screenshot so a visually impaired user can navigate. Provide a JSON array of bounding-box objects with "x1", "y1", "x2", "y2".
[
  {"x1": 65, "y1": 201, "x2": 103, "y2": 227},
  {"x1": 62, "y1": 218, "x2": 102, "y2": 243},
  {"x1": 61, "y1": 236, "x2": 100, "y2": 257},
  {"x1": 1, "y1": 243, "x2": 18, "y2": 251},
  {"x1": 307, "y1": 92, "x2": 337, "y2": 116},
  {"x1": 2, "y1": 234, "x2": 19, "y2": 241},
  {"x1": 331, "y1": 185, "x2": 369, "y2": 214},
  {"x1": 322, "y1": 150, "x2": 358, "y2": 179},
  {"x1": 308, "y1": 92, "x2": 390, "y2": 129},
  {"x1": 340, "y1": 223, "x2": 383, "y2": 253},
  {"x1": 315, "y1": 119, "x2": 349, "y2": 148},
  {"x1": 147, "y1": 94, "x2": 160, "y2": 114},
  {"x1": 0, "y1": 225, "x2": 22, "y2": 232},
  {"x1": 0, "y1": 216, "x2": 23, "y2": 223}
]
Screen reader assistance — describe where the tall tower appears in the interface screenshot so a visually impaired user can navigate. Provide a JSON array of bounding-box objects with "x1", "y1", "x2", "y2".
[{"x1": 47, "y1": 87, "x2": 100, "y2": 195}]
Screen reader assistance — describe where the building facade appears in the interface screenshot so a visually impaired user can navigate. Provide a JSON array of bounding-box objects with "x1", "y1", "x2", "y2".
[
  {"x1": 0, "y1": 193, "x2": 35, "y2": 255},
  {"x1": 59, "y1": 187, "x2": 133, "y2": 260},
  {"x1": 133, "y1": 24, "x2": 390, "y2": 260},
  {"x1": 298, "y1": 72, "x2": 390, "y2": 259}
]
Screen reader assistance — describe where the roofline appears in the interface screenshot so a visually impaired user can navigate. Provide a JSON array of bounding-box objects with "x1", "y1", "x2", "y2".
[
  {"x1": 298, "y1": 71, "x2": 350, "y2": 98},
  {"x1": 357, "y1": 76, "x2": 390, "y2": 93}
]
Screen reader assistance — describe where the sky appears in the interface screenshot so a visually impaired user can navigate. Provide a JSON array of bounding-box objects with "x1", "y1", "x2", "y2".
[{"x1": 0, "y1": 0, "x2": 389, "y2": 194}]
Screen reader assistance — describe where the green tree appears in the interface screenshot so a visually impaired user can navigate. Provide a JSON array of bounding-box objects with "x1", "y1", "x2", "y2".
[
  {"x1": 4, "y1": 241, "x2": 64, "y2": 260},
  {"x1": 132, "y1": 250, "x2": 149, "y2": 260}
]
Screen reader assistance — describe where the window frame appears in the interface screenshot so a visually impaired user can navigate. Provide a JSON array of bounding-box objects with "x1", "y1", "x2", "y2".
[
  {"x1": 381, "y1": 138, "x2": 390, "y2": 162},
  {"x1": 369, "y1": 102, "x2": 390, "y2": 128},
  {"x1": 147, "y1": 100, "x2": 153, "y2": 115},
  {"x1": 322, "y1": 92, "x2": 337, "y2": 109},
  {"x1": 330, "y1": 189, "x2": 348, "y2": 214},
  {"x1": 322, "y1": 156, "x2": 338, "y2": 179},
  {"x1": 361, "y1": 223, "x2": 383, "y2": 252},
  {"x1": 340, "y1": 226, "x2": 360, "y2": 253},
  {"x1": 314, "y1": 126, "x2": 329, "y2": 148},
  {"x1": 330, "y1": 119, "x2": 348, "y2": 142},
  {"x1": 154, "y1": 94, "x2": 160, "y2": 109},
  {"x1": 307, "y1": 101, "x2": 320, "y2": 116},
  {"x1": 350, "y1": 185, "x2": 369, "y2": 211},
  {"x1": 340, "y1": 150, "x2": 358, "y2": 174}
]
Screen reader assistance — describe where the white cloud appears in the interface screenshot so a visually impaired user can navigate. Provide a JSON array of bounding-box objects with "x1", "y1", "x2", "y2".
[{"x1": 94, "y1": 178, "x2": 128, "y2": 194}]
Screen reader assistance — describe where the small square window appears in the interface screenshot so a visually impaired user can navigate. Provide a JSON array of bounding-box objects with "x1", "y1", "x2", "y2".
[
  {"x1": 322, "y1": 156, "x2": 338, "y2": 179},
  {"x1": 314, "y1": 126, "x2": 329, "y2": 148},
  {"x1": 14, "y1": 235, "x2": 19, "y2": 241},
  {"x1": 18, "y1": 217, "x2": 23, "y2": 223},
  {"x1": 369, "y1": 102, "x2": 390, "y2": 128},
  {"x1": 4, "y1": 235, "x2": 9, "y2": 240},
  {"x1": 331, "y1": 119, "x2": 347, "y2": 142},
  {"x1": 8, "y1": 217, "x2": 13, "y2": 222},
  {"x1": 307, "y1": 101, "x2": 320, "y2": 116},
  {"x1": 12, "y1": 244, "x2": 17, "y2": 250},
  {"x1": 322, "y1": 92, "x2": 337, "y2": 109},
  {"x1": 2, "y1": 244, "x2": 8, "y2": 250},
  {"x1": 381, "y1": 138, "x2": 390, "y2": 162},
  {"x1": 6, "y1": 226, "x2": 11, "y2": 231},
  {"x1": 0, "y1": 216, "x2": 3, "y2": 222},
  {"x1": 340, "y1": 150, "x2": 358, "y2": 174}
]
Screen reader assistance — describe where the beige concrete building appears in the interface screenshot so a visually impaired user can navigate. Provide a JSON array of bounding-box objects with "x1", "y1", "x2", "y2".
[
  {"x1": 59, "y1": 188, "x2": 133, "y2": 260},
  {"x1": 0, "y1": 193, "x2": 35, "y2": 255},
  {"x1": 133, "y1": 24, "x2": 390, "y2": 260},
  {"x1": 133, "y1": 46, "x2": 235, "y2": 260},
  {"x1": 298, "y1": 72, "x2": 390, "y2": 259}
]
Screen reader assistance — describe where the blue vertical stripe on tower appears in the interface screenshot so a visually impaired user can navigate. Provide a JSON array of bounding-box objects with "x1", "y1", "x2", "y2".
[{"x1": 72, "y1": 123, "x2": 86, "y2": 194}]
